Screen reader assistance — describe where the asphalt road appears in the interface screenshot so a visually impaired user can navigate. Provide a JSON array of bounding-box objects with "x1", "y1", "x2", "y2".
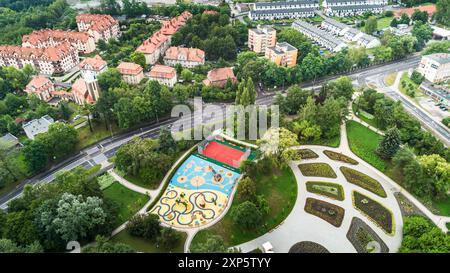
[{"x1": 0, "y1": 55, "x2": 427, "y2": 210}]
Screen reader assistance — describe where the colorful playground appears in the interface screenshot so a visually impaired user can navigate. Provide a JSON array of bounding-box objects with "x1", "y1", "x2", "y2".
[{"x1": 151, "y1": 136, "x2": 256, "y2": 229}]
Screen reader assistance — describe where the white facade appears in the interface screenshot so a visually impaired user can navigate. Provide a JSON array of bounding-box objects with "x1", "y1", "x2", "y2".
[
  {"x1": 417, "y1": 54, "x2": 450, "y2": 83},
  {"x1": 249, "y1": 0, "x2": 319, "y2": 20},
  {"x1": 321, "y1": 18, "x2": 380, "y2": 48},
  {"x1": 292, "y1": 20, "x2": 347, "y2": 52}
]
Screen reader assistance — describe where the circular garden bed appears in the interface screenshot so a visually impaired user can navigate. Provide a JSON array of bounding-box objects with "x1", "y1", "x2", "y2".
[{"x1": 289, "y1": 241, "x2": 330, "y2": 253}]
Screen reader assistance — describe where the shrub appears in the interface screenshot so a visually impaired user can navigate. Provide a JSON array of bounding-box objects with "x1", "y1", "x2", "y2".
[{"x1": 126, "y1": 214, "x2": 161, "y2": 240}]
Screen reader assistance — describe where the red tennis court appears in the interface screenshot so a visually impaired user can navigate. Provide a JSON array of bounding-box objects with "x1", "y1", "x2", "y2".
[{"x1": 201, "y1": 141, "x2": 245, "y2": 167}]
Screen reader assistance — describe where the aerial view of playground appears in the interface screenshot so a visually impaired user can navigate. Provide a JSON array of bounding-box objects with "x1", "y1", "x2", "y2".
[{"x1": 151, "y1": 136, "x2": 256, "y2": 228}]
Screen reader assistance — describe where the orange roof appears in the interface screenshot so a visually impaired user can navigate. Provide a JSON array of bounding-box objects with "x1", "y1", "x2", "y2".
[
  {"x1": 164, "y1": 47, "x2": 205, "y2": 63},
  {"x1": 203, "y1": 10, "x2": 219, "y2": 15},
  {"x1": 136, "y1": 12, "x2": 192, "y2": 54},
  {"x1": 76, "y1": 14, "x2": 118, "y2": 32},
  {"x1": 394, "y1": 4, "x2": 436, "y2": 17},
  {"x1": 149, "y1": 65, "x2": 176, "y2": 79},
  {"x1": 0, "y1": 42, "x2": 76, "y2": 62},
  {"x1": 22, "y1": 29, "x2": 91, "y2": 45},
  {"x1": 25, "y1": 76, "x2": 53, "y2": 93},
  {"x1": 206, "y1": 67, "x2": 236, "y2": 83},
  {"x1": 117, "y1": 62, "x2": 143, "y2": 75},
  {"x1": 71, "y1": 78, "x2": 94, "y2": 104},
  {"x1": 136, "y1": 31, "x2": 168, "y2": 54},
  {"x1": 79, "y1": 55, "x2": 107, "y2": 71}
]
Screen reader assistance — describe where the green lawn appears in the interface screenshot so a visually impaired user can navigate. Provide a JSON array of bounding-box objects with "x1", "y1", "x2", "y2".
[
  {"x1": 111, "y1": 229, "x2": 186, "y2": 253},
  {"x1": 433, "y1": 197, "x2": 450, "y2": 217},
  {"x1": 76, "y1": 121, "x2": 120, "y2": 150},
  {"x1": 352, "y1": 102, "x2": 378, "y2": 128},
  {"x1": 102, "y1": 182, "x2": 150, "y2": 227},
  {"x1": 384, "y1": 72, "x2": 397, "y2": 87},
  {"x1": 190, "y1": 166, "x2": 298, "y2": 248},
  {"x1": 123, "y1": 174, "x2": 159, "y2": 190},
  {"x1": 346, "y1": 120, "x2": 387, "y2": 172}
]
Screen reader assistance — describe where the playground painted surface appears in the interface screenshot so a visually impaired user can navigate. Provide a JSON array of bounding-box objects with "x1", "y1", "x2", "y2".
[{"x1": 151, "y1": 154, "x2": 241, "y2": 229}]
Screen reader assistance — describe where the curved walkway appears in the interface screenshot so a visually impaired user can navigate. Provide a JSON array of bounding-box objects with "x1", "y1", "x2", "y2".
[{"x1": 234, "y1": 128, "x2": 403, "y2": 253}]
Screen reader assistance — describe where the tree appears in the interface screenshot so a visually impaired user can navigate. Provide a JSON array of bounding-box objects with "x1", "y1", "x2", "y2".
[
  {"x1": 292, "y1": 120, "x2": 322, "y2": 142},
  {"x1": 377, "y1": 127, "x2": 401, "y2": 159},
  {"x1": 83, "y1": 235, "x2": 136, "y2": 253},
  {"x1": 190, "y1": 235, "x2": 229, "y2": 253},
  {"x1": 181, "y1": 69, "x2": 194, "y2": 82},
  {"x1": 423, "y1": 40, "x2": 450, "y2": 55},
  {"x1": 49, "y1": 193, "x2": 107, "y2": 242},
  {"x1": 365, "y1": 16, "x2": 378, "y2": 34},
  {"x1": 236, "y1": 177, "x2": 256, "y2": 202},
  {"x1": 411, "y1": 10, "x2": 429, "y2": 23},
  {"x1": 400, "y1": 216, "x2": 450, "y2": 253},
  {"x1": 412, "y1": 22, "x2": 433, "y2": 50},
  {"x1": 97, "y1": 68, "x2": 123, "y2": 92},
  {"x1": 230, "y1": 201, "x2": 262, "y2": 229},
  {"x1": 126, "y1": 214, "x2": 161, "y2": 240},
  {"x1": 157, "y1": 227, "x2": 182, "y2": 249},
  {"x1": 0, "y1": 239, "x2": 43, "y2": 253},
  {"x1": 417, "y1": 154, "x2": 450, "y2": 199},
  {"x1": 436, "y1": 0, "x2": 450, "y2": 27},
  {"x1": 130, "y1": 51, "x2": 146, "y2": 69},
  {"x1": 327, "y1": 76, "x2": 354, "y2": 101}
]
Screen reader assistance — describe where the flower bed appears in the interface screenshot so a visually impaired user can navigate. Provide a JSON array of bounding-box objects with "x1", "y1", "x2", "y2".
[
  {"x1": 346, "y1": 217, "x2": 389, "y2": 253},
  {"x1": 323, "y1": 150, "x2": 358, "y2": 165},
  {"x1": 298, "y1": 163, "x2": 337, "y2": 178},
  {"x1": 340, "y1": 166, "x2": 386, "y2": 198},
  {"x1": 306, "y1": 181, "x2": 345, "y2": 201},
  {"x1": 297, "y1": 149, "x2": 319, "y2": 159},
  {"x1": 288, "y1": 241, "x2": 330, "y2": 253},
  {"x1": 304, "y1": 197, "x2": 345, "y2": 227},
  {"x1": 352, "y1": 191, "x2": 394, "y2": 235}
]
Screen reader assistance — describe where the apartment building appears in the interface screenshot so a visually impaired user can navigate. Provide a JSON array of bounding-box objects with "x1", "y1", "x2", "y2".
[
  {"x1": 248, "y1": 25, "x2": 277, "y2": 54},
  {"x1": 22, "y1": 29, "x2": 96, "y2": 54},
  {"x1": 292, "y1": 20, "x2": 347, "y2": 52},
  {"x1": 79, "y1": 55, "x2": 108, "y2": 80},
  {"x1": 249, "y1": 0, "x2": 319, "y2": 20},
  {"x1": 163, "y1": 47, "x2": 205, "y2": 68},
  {"x1": 76, "y1": 14, "x2": 121, "y2": 42},
  {"x1": 321, "y1": 18, "x2": 380, "y2": 48},
  {"x1": 265, "y1": 42, "x2": 298, "y2": 67},
  {"x1": 148, "y1": 65, "x2": 178, "y2": 88},
  {"x1": 417, "y1": 53, "x2": 450, "y2": 83},
  {"x1": 0, "y1": 42, "x2": 79, "y2": 75},
  {"x1": 24, "y1": 76, "x2": 55, "y2": 102},
  {"x1": 117, "y1": 62, "x2": 144, "y2": 85},
  {"x1": 137, "y1": 11, "x2": 193, "y2": 65},
  {"x1": 323, "y1": 0, "x2": 386, "y2": 17}
]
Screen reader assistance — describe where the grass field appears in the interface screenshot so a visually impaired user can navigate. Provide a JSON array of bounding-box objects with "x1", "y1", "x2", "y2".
[
  {"x1": 346, "y1": 120, "x2": 387, "y2": 172},
  {"x1": 111, "y1": 229, "x2": 186, "y2": 253},
  {"x1": 190, "y1": 166, "x2": 298, "y2": 248},
  {"x1": 433, "y1": 197, "x2": 450, "y2": 217},
  {"x1": 103, "y1": 182, "x2": 150, "y2": 227},
  {"x1": 352, "y1": 102, "x2": 378, "y2": 128}
]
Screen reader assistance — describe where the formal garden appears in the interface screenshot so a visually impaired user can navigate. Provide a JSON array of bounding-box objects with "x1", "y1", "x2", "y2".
[
  {"x1": 304, "y1": 197, "x2": 345, "y2": 228},
  {"x1": 341, "y1": 166, "x2": 387, "y2": 198},
  {"x1": 306, "y1": 181, "x2": 345, "y2": 201},
  {"x1": 352, "y1": 191, "x2": 394, "y2": 235},
  {"x1": 323, "y1": 150, "x2": 359, "y2": 165},
  {"x1": 298, "y1": 163, "x2": 337, "y2": 178},
  {"x1": 346, "y1": 217, "x2": 389, "y2": 253}
]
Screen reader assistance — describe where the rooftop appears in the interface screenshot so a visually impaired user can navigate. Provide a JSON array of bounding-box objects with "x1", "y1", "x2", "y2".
[
  {"x1": 425, "y1": 53, "x2": 450, "y2": 64},
  {"x1": 149, "y1": 64, "x2": 177, "y2": 79},
  {"x1": 164, "y1": 47, "x2": 205, "y2": 63},
  {"x1": 79, "y1": 55, "x2": 107, "y2": 71},
  {"x1": 117, "y1": 62, "x2": 143, "y2": 75}
]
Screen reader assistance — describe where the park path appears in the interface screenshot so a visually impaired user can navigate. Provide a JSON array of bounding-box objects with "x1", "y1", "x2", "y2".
[{"x1": 235, "y1": 121, "x2": 449, "y2": 253}]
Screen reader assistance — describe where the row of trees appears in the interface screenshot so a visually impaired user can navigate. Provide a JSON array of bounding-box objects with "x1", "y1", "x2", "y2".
[{"x1": 354, "y1": 89, "x2": 449, "y2": 161}]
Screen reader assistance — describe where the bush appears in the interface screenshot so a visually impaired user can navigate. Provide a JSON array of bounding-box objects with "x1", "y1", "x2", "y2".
[
  {"x1": 236, "y1": 177, "x2": 256, "y2": 202},
  {"x1": 230, "y1": 201, "x2": 262, "y2": 230},
  {"x1": 126, "y1": 214, "x2": 161, "y2": 240}
]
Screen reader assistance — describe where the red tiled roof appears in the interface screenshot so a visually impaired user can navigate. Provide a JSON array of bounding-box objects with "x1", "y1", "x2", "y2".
[
  {"x1": 79, "y1": 55, "x2": 107, "y2": 71},
  {"x1": 394, "y1": 4, "x2": 436, "y2": 17},
  {"x1": 117, "y1": 62, "x2": 143, "y2": 75},
  {"x1": 149, "y1": 64, "x2": 176, "y2": 79},
  {"x1": 76, "y1": 14, "x2": 118, "y2": 32},
  {"x1": 0, "y1": 42, "x2": 75, "y2": 62},
  {"x1": 22, "y1": 29, "x2": 91, "y2": 45},
  {"x1": 206, "y1": 67, "x2": 236, "y2": 83},
  {"x1": 164, "y1": 47, "x2": 205, "y2": 63},
  {"x1": 71, "y1": 78, "x2": 94, "y2": 104},
  {"x1": 25, "y1": 76, "x2": 52, "y2": 92}
]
